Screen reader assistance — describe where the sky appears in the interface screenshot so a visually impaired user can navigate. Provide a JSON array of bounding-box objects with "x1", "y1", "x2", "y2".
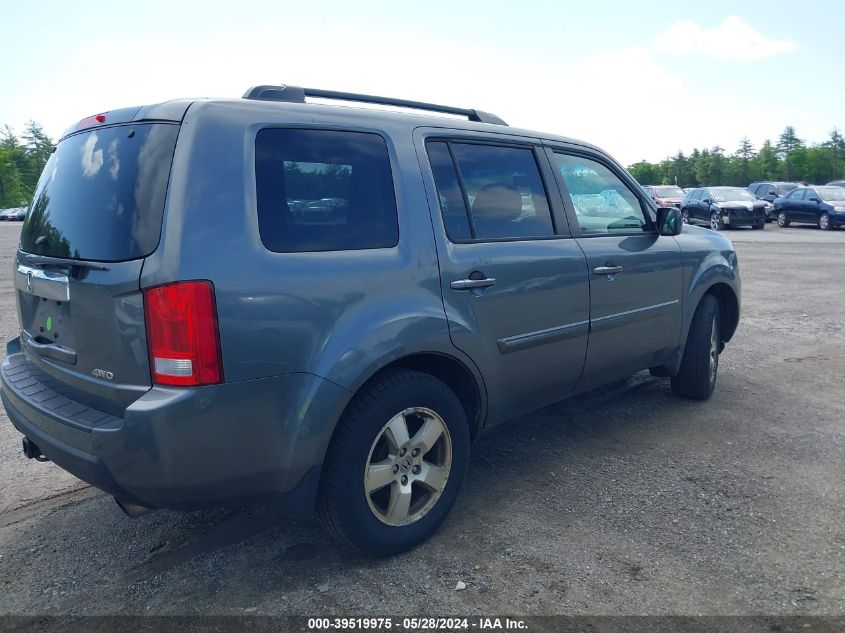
[{"x1": 1, "y1": 0, "x2": 842, "y2": 165}]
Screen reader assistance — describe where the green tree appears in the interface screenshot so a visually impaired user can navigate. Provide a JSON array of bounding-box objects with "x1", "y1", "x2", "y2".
[
  {"x1": 735, "y1": 137, "x2": 754, "y2": 184},
  {"x1": 777, "y1": 126, "x2": 804, "y2": 180}
]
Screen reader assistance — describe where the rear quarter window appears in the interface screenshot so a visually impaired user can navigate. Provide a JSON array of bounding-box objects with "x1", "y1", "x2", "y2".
[{"x1": 255, "y1": 129, "x2": 399, "y2": 253}]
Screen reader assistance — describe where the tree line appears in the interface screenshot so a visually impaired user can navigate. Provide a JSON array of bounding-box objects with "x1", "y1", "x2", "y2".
[
  {"x1": 628, "y1": 127, "x2": 845, "y2": 188},
  {"x1": 0, "y1": 122, "x2": 53, "y2": 208},
  {"x1": 3, "y1": 120, "x2": 845, "y2": 209}
]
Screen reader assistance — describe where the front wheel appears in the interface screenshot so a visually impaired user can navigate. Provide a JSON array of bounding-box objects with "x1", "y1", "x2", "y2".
[
  {"x1": 777, "y1": 211, "x2": 790, "y2": 227},
  {"x1": 752, "y1": 219, "x2": 765, "y2": 230},
  {"x1": 681, "y1": 209, "x2": 690, "y2": 224},
  {"x1": 671, "y1": 294, "x2": 721, "y2": 400},
  {"x1": 709, "y1": 212, "x2": 721, "y2": 231},
  {"x1": 317, "y1": 369, "x2": 470, "y2": 556},
  {"x1": 819, "y1": 212, "x2": 832, "y2": 231}
]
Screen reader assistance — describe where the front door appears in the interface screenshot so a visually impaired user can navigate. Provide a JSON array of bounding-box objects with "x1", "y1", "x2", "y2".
[
  {"x1": 547, "y1": 148, "x2": 684, "y2": 392},
  {"x1": 420, "y1": 135, "x2": 591, "y2": 422}
]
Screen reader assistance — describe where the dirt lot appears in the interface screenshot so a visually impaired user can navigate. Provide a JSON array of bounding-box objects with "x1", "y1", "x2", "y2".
[{"x1": 0, "y1": 222, "x2": 843, "y2": 616}]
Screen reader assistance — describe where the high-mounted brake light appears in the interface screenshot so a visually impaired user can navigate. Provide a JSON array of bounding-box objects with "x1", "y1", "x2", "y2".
[
  {"x1": 76, "y1": 113, "x2": 108, "y2": 129},
  {"x1": 143, "y1": 281, "x2": 223, "y2": 387}
]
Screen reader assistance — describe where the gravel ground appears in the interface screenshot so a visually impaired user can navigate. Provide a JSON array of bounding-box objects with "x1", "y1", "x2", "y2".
[{"x1": 0, "y1": 222, "x2": 843, "y2": 616}]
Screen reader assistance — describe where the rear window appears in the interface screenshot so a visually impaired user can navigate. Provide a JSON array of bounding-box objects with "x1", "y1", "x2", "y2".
[
  {"x1": 20, "y1": 123, "x2": 179, "y2": 261},
  {"x1": 255, "y1": 128, "x2": 398, "y2": 253}
]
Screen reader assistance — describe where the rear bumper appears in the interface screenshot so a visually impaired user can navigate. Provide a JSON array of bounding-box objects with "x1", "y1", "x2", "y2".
[{"x1": 1, "y1": 338, "x2": 351, "y2": 515}]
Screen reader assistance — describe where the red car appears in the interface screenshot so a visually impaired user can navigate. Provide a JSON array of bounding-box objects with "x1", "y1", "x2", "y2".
[{"x1": 642, "y1": 185, "x2": 685, "y2": 209}]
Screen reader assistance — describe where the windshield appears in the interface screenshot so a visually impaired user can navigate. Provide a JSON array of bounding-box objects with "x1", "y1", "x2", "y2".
[
  {"x1": 711, "y1": 188, "x2": 756, "y2": 202},
  {"x1": 817, "y1": 187, "x2": 845, "y2": 201},
  {"x1": 654, "y1": 186, "x2": 684, "y2": 198},
  {"x1": 20, "y1": 123, "x2": 179, "y2": 261}
]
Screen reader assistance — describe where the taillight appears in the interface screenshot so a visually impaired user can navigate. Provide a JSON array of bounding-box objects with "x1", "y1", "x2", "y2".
[{"x1": 143, "y1": 281, "x2": 223, "y2": 386}]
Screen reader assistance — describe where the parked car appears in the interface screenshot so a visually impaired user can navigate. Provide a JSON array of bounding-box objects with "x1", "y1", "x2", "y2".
[
  {"x1": 681, "y1": 187, "x2": 767, "y2": 230},
  {"x1": 642, "y1": 185, "x2": 685, "y2": 209},
  {"x1": 0, "y1": 85, "x2": 741, "y2": 555},
  {"x1": 774, "y1": 186, "x2": 845, "y2": 230},
  {"x1": 0, "y1": 207, "x2": 26, "y2": 221},
  {"x1": 747, "y1": 181, "x2": 800, "y2": 221},
  {"x1": 826, "y1": 180, "x2": 845, "y2": 187}
]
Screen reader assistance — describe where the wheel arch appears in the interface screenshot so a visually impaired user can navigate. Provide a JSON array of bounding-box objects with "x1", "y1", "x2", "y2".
[
  {"x1": 356, "y1": 352, "x2": 487, "y2": 441},
  {"x1": 706, "y1": 282, "x2": 740, "y2": 343}
]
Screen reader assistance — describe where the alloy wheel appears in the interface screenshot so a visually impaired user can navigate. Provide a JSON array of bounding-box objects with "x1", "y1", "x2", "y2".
[
  {"x1": 709, "y1": 316, "x2": 719, "y2": 386},
  {"x1": 820, "y1": 213, "x2": 830, "y2": 230},
  {"x1": 710, "y1": 213, "x2": 720, "y2": 231},
  {"x1": 364, "y1": 407, "x2": 452, "y2": 527}
]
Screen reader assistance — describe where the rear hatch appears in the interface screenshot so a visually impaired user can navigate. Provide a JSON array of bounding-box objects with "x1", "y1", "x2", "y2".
[{"x1": 14, "y1": 121, "x2": 180, "y2": 417}]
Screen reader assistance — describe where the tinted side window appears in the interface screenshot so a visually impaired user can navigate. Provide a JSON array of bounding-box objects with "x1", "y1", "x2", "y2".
[
  {"x1": 450, "y1": 143, "x2": 554, "y2": 240},
  {"x1": 552, "y1": 153, "x2": 649, "y2": 234},
  {"x1": 255, "y1": 129, "x2": 398, "y2": 253},
  {"x1": 426, "y1": 141, "x2": 472, "y2": 241}
]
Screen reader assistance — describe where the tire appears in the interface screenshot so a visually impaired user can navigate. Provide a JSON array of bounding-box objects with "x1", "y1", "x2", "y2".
[
  {"x1": 751, "y1": 219, "x2": 765, "y2": 230},
  {"x1": 671, "y1": 294, "x2": 721, "y2": 400},
  {"x1": 317, "y1": 369, "x2": 470, "y2": 556},
  {"x1": 819, "y1": 212, "x2": 832, "y2": 231},
  {"x1": 709, "y1": 212, "x2": 721, "y2": 231},
  {"x1": 777, "y1": 211, "x2": 790, "y2": 227},
  {"x1": 681, "y1": 209, "x2": 690, "y2": 224}
]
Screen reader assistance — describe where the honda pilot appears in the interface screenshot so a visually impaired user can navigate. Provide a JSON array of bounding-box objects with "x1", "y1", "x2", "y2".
[{"x1": 1, "y1": 85, "x2": 741, "y2": 555}]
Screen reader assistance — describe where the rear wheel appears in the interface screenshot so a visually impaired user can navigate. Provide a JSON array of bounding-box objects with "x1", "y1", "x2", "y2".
[
  {"x1": 709, "y1": 212, "x2": 721, "y2": 231},
  {"x1": 819, "y1": 212, "x2": 832, "y2": 231},
  {"x1": 317, "y1": 369, "x2": 470, "y2": 556},
  {"x1": 671, "y1": 294, "x2": 720, "y2": 400},
  {"x1": 777, "y1": 211, "x2": 790, "y2": 227}
]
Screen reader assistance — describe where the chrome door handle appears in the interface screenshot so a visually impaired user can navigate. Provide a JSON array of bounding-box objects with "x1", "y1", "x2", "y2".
[
  {"x1": 450, "y1": 277, "x2": 497, "y2": 290},
  {"x1": 593, "y1": 265, "x2": 623, "y2": 276}
]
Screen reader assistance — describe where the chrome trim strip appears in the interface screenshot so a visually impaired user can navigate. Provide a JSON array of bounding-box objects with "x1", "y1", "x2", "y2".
[
  {"x1": 590, "y1": 300, "x2": 679, "y2": 333},
  {"x1": 15, "y1": 264, "x2": 70, "y2": 302},
  {"x1": 497, "y1": 320, "x2": 589, "y2": 354}
]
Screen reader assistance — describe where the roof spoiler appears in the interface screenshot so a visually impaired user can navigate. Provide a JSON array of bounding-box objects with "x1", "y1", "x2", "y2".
[{"x1": 242, "y1": 84, "x2": 507, "y2": 126}]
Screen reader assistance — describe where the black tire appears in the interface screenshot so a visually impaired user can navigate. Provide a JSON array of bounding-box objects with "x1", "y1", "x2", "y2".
[
  {"x1": 819, "y1": 212, "x2": 832, "y2": 231},
  {"x1": 777, "y1": 211, "x2": 790, "y2": 227},
  {"x1": 317, "y1": 369, "x2": 470, "y2": 556},
  {"x1": 681, "y1": 209, "x2": 690, "y2": 224},
  {"x1": 671, "y1": 294, "x2": 720, "y2": 400},
  {"x1": 751, "y1": 219, "x2": 765, "y2": 230},
  {"x1": 709, "y1": 211, "x2": 721, "y2": 231}
]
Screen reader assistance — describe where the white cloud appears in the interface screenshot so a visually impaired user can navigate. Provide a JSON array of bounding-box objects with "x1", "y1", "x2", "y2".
[
  {"x1": 80, "y1": 133, "x2": 103, "y2": 178},
  {"x1": 654, "y1": 16, "x2": 797, "y2": 62}
]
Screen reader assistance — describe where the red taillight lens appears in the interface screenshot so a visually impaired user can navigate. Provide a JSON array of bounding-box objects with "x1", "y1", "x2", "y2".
[{"x1": 143, "y1": 281, "x2": 223, "y2": 386}]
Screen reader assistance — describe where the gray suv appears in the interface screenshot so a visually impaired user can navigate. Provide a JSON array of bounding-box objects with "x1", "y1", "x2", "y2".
[{"x1": 1, "y1": 85, "x2": 741, "y2": 555}]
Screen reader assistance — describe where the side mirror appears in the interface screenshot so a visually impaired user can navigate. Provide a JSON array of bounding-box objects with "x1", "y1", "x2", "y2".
[
  {"x1": 809, "y1": 197, "x2": 820, "y2": 203},
  {"x1": 702, "y1": 198, "x2": 712, "y2": 205},
  {"x1": 656, "y1": 207, "x2": 682, "y2": 236}
]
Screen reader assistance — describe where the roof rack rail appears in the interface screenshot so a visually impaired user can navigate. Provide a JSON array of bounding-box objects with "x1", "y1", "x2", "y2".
[{"x1": 242, "y1": 85, "x2": 507, "y2": 126}]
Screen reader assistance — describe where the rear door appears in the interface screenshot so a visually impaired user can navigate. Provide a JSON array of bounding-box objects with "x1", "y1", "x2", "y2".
[
  {"x1": 14, "y1": 122, "x2": 180, "y2": 416},
  {"x1": 546, "y1": 147, "x2": 683, "y2": 392},
  {"x1": 418, "y1": 132, "x2": 590, "y2": 421}
]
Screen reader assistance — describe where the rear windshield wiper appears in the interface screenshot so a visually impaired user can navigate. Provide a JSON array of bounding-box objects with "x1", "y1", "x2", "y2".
[{"x1": 19, "y1": 252, "x2": 110, "y2": 271}]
